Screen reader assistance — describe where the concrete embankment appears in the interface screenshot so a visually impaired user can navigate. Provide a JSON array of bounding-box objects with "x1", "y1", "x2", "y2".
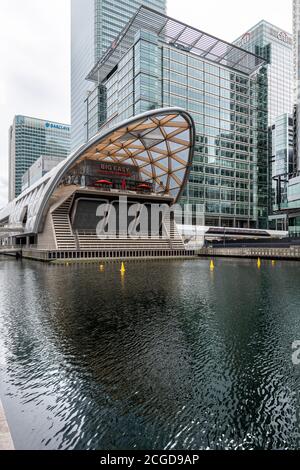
[
  {"x1": 199, "y1": 246, "x2": 300, "y2": 261},
  {"x1": 0, "y1": 400, "x2": 14, "y2": 450}
]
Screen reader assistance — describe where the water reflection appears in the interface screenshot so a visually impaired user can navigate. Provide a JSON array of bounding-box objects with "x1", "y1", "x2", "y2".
[{"x1": 0, "y1": 258, "x2": 300, "y2": 449}]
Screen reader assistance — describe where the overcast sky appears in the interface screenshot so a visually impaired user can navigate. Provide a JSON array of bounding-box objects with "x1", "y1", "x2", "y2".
[{"x1": 0, "y1": 0, "x2": 293, "y2": 208}]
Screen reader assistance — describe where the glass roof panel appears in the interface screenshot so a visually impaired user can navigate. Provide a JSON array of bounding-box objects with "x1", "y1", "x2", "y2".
[
  {"x1": 169, "y1": 141, "x2": 184, "y2": 152},
  {"x1": 177, "y1": 148, "x2": 189, "y2": 161},
  {"x1": 86, "y1": 6, "x2": 265, "y2": 83},
  {"x1": 171, "y1": 168, "x2": 186, "y2": 180},
  {"x1": 157, "y1": 173, "x2": 169, "y2": 187},
  {"x1": 171, "y1": 158, "x2": 185, "y2": 171},
  {"x1": 154, "y1": 158, "x2": 169, "y2": 170},
  {"x1": 140, "y1": 164, "x2": 153, "y2": 174},
  {"x1": 155, "y1": 166, "x2": 168, "y2": 177},
  {"x1": 172, "y1": 129, "x2": 190, "y2": 140}
]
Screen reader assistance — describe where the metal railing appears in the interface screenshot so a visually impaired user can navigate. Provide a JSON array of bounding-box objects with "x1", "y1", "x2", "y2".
[
  {"x1": 75, "y1": 230, "x2": 169, "y2": 240},
  {"x1": 200, "y1": 246, "x2": 300, "y2": 260}
]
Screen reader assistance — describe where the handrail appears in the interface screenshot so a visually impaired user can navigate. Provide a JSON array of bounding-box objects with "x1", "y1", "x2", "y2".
[{"x1": 75, "y1": 230, "x2": 169, "y2": 239}]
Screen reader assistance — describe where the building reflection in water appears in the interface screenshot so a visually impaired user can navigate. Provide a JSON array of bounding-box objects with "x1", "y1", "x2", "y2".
[{"x1": 1, "y1": 259, "x2": 300, "y2": 449}]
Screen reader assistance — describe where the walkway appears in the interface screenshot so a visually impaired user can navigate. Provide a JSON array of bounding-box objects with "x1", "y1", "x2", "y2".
[
  {"x1": 199, "y1": 246, "x2": 300, "y2": 260},
  {"x1": 0, "y1": 400, "x2": 14, "y2": 450}
]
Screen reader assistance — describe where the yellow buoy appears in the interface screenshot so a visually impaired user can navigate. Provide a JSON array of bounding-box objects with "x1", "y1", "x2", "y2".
[
  {"x1": 272, "y1": 260, "x2": 276, "y2": 267},
  {"x1": 257, "y1": 258, "x2": 261, "y2": 268},
  {"x1": 99, "y1": 264, "x2": 104, "y2": 271},
  {"x1": 210, "y1": 260, "x2": 215, "y2": 271},
  {"x1": 120, "y1": 262, "x2": 126, "y2": 274}
]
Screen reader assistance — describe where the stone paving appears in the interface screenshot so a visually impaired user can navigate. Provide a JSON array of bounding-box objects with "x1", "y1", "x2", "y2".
[{"x1": 0, "y1": 400, "x2": 14, "y2": 450}]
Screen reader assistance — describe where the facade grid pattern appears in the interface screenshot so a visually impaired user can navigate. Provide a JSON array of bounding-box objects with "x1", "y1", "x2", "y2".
[{"x1": 86, "y1": 16, "x2": 268, "y2": 228}]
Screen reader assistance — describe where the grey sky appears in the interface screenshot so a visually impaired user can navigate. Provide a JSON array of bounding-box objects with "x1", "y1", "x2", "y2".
[{"x1": 0, "y1": 0, "x2": 293, "y2": 208}]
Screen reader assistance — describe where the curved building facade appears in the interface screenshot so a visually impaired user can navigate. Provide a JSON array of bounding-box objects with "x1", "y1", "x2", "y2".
[{"x1": 0, "y1": 108, "x2": 195, "y2": 260}]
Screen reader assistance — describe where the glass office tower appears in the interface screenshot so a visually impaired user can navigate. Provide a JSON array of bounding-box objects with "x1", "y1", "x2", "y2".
[
  {"x1": 234, "y1": 20, "x2": 293, "y2": 126},
  {"x1": 294, "y1": 0, "x2": 300, "y2": 103},
  {"x1": 235, "y1": 20, "x2": 294, "y2": 230},
  {"x1": 86, "y1": 7, "x2": 269, "y2": 229},
  {"x1": 293, "y1": 0, "x2": 300, "y2": 172},
  {"x1": 71, "y1": 0, "x2": 166, "y2": 151},
  {"x1": 9, "y1": 116, "x2": 71, "y2": 200},
  {"x1": 271, "y1": 114, "x2": 295, "y2": 178},
  {"x1": 266, "y1": 2, "x2": 300, "y2": 233},
  {"x1": 269, "y1": 114, "x2": 294, "y2": 215},
  {"x1": 71, "y1": 0, "x2": 94, "y2": 152}
]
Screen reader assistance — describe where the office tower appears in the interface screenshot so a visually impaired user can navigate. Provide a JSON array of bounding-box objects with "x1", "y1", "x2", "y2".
[
  {"x1": 293, "y1": 0, "x2": 300, "y2": 172},
  {"x1": 9, "y1": 116, "x2": 71, "y2": 200},
  {"x1": 86, "y1": 6, "x2": 269, "y2": 229},
  {"x1": 71, "y1": 0, "x2": 94, "y2": 153},
  {"x1": 235, "y1": 20, "x2": 294, "y2": 230},
  {"x1": 271, "y1": 114, "x2": 295, "y2": 180},
  {"x1": 274, "y1": 0, "x2": 300, "y2": 235},
  {"x1": 71, "y1": 0, "x2": 166, "y2": 151},
  {"x1": 269, "y1": 114, "x2": 294, "y2": 227},
  {"x1": 234, "y1": 20, "x2": 293, "y2": 126},
  {"x1": 293, "y1": 0, "x2": 300, "y2": 102},
  {"x1": 21, "y1": 155, "x2": 67, "y2": 192}
]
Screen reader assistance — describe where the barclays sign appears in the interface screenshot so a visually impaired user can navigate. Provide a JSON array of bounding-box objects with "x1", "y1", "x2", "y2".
[{"x1": 45, "y1": 122, "x2": 70, "y2": 132}]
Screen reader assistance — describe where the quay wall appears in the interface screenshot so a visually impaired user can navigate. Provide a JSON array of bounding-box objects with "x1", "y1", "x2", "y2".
[
  {"x1": 199, "y1": 246, "x2": 300, "y2": 261},
  {"x1": 21, "y1": 249, "x2": 197, "y2": 263}
]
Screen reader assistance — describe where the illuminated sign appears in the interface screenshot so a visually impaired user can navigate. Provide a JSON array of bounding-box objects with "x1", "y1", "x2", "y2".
[
  {"x1": 45, "y1": 122, "x2": 70, "y2": 132},
  {"x1": 84, "y1": 161, "x2": 139, "y2": 179},
  {"x1": 98, "y1": 162, "x2": 135, "y2": 178},
  {"x1": 100, "y1": 163, "x2": 129, "y2": 173}
]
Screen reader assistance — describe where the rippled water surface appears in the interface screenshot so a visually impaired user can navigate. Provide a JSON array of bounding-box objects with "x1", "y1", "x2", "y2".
[{"x1": 1, "y1": 257, "x2": 300, "y2": 450}]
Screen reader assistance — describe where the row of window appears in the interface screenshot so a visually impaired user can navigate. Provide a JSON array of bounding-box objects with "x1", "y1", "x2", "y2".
[{"x1": 163, "y1": 47, "x2": 250, "y2": 86}]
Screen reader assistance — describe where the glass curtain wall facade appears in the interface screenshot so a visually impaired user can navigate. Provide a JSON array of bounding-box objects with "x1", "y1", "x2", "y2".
[
  {"x1": 287, "y1": 176, "x2": 300, "y2": 235},
  {"x1": 235, "y1": 20, "x2": 294, "y2": 229},
  {"x1": 71, "y1": 0, "x2": 166, "y2": 151},
  {"x1": 234, "y1": 20, "x2": 293, "y2": 126},
  {"x1": 9, "y1": 116, "x2": 71, "y2": 200},
  {"x1": 162, "y1": 45, "x2": 268, "y2": 228},
  {"x1": 294, "y1": 0, "x2": 300, "y2": 103},
  {"x1": 293, "y1": 0, "x2": 300, "y2": 172},
  {"x1": 71, "y1": 0, "x2": 95, "y2": 152},
  {"x1": 271, "y1": 1, "x2": 300, "y2": 234},
  {"x1": 87, "y1": 14, "x2": 269, "y2": 228},
  {"x1": 94, "y1": 0, "x2": 166, "y2": 60},
  {"x1": 270, "y1": 114, "x2": 294, "y2": 211}
]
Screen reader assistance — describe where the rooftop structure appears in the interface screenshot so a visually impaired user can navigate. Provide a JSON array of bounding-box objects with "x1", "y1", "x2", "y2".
[{"x1": 87, "y1": 5, "x2": 265, "y2": 84}]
